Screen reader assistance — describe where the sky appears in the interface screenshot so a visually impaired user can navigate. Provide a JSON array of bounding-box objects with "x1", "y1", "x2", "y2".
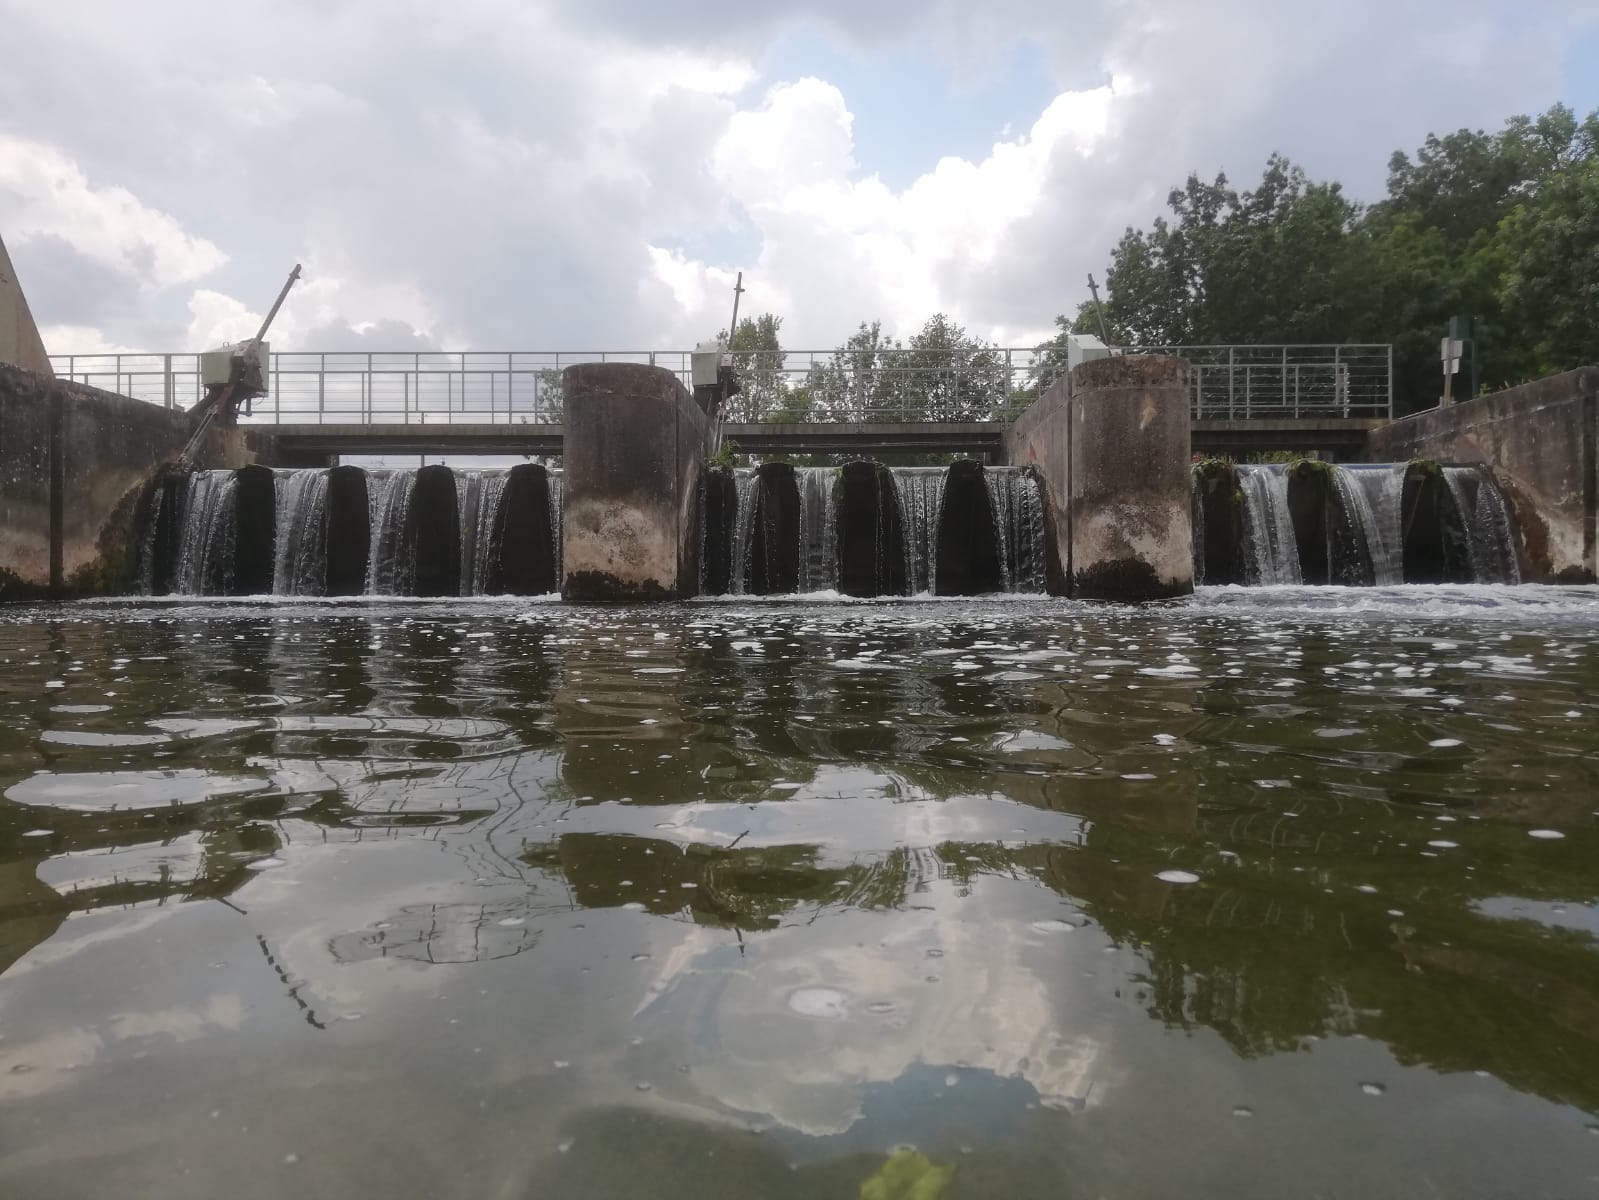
[{"x1": 2, "y1": 0, "x2": 1596, "y2": 359}]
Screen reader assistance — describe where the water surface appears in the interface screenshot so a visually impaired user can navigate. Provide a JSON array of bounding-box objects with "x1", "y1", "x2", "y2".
[{"x1": 3, "y1": 586, "x2": 1599, "y2": 1198}]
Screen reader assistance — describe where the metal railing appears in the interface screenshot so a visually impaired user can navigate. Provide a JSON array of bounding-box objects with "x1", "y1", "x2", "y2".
[
  {"x1": 47, "y1": 343, "x2": 1392, "y2": 425},
  {"x1": 1138, "y1": 344, "x2": 1393, "y2": 420}
]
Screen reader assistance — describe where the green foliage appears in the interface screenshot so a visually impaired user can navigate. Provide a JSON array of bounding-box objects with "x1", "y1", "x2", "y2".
[
  {"x1": 707, "y1": 437, "x2": 739, "y2": 469},
  {"x1": 721, "y1": 313, "x2": 790, "y2": 421},
  {"x1": 1060, "y1": 105, "x2": 1599, "y2": 414},
  {"x1": 801, "y1": 315, "x2": 1009, "y2": 423}
]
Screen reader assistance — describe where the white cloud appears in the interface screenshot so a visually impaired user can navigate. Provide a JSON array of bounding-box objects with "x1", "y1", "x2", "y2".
[{"x1": 0, "y1": 135, "x2": 226, "y2": 289}]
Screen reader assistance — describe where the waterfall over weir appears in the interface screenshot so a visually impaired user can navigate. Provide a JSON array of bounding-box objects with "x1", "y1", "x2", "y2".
[
  {"x1": 1198, "y1": 460, "x2": 1522, "y2": 587},
  {"x1": 701, "y1": 460, "x2": 1051, "y2": 599},
  {"x1": 140, "y1": 465, "x2": 564, "y2": 598}
]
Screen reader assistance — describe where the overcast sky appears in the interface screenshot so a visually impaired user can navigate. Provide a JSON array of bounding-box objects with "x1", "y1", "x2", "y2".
[{"x1": 3, "y1": 0, "x2": 1596, "y2": 358}]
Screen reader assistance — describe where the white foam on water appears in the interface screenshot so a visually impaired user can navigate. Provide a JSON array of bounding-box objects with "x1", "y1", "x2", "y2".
[{"x1": 1156, "y1": 870, "x2": 1200, "y2": 884}]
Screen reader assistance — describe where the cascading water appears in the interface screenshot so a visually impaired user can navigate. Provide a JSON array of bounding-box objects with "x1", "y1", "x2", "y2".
[
  {"x1": 983, "y1": 468, "x2": 1048, "y2": 594},
  {"x1": 1338, "y1": 465, "x2": 1405, "y2": 585},
  {"x1": 462, "y1": 470, "x2": 508, "y2": 595},
  {"x1": 728, "y1": 471, "x2": 759, "y2": 594},
  {"x1": 894, "y1": 468, "x2": 946, "y2": 595},
  {"x1": 797, "y1": 468, "x2": 838, "y2": 593},
  {"x1": 272, "y1": 469, "x2": 329, "y2": 595},
  {"x1": 1237, "y1": 465, "x2": 1301, "y2": 585},
  {"x1": 365, "y1": 470, "x2": 416, "y2": 594},
  {"x1": 173, "y1": 471, "x2": 239, "y2": 595},
  {"x1": 547, "y1": 470, "x2": 563, "y2": 587},
  {"x1": 1444, "y1": 466, "x2": 1521, "y2": 584}
]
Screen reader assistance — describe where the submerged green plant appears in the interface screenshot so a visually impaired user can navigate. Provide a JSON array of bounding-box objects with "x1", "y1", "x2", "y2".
[{"x1": 860, "y1": 1148, "x2": 954, "y2": 1200}]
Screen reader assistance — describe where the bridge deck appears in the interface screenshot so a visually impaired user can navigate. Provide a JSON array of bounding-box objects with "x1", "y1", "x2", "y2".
[{"x1": 260, "y1": 417, "x2": 1387, "y2": 460}]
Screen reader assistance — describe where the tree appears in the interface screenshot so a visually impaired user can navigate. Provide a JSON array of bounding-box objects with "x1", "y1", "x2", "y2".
[
  {"x1": 1499, "y1": 154, "x2": 1599, "y2": 377},
  {"x1": 719, "y1": 313, "x2": 791, "y2": 421},
  {"x1": 1057, "y1": 105, "x2": 1599, "y2": 414}
]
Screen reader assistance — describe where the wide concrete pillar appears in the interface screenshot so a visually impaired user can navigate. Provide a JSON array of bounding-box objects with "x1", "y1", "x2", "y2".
[
  {"x1": 562, "y1": 362, "x2": 711, "y2": 601},
  {"x1": 1069, "y1": 355, "x2": 1193, "y2": 600}
]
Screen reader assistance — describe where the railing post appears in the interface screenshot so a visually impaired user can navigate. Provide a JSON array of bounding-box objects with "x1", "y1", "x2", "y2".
[
  {"x1": 273, "y1": 354, "x2": 280, "y2": 422},
  {"x1": 1227, "y1": 347, "x2": 1235, "y2": 419},
  {"x1": 1386, "y1": 344, "x2": 1394, "y2": 418},
  {"x1": 318, "y1": 354, "x2": 325, "y2": 422}
]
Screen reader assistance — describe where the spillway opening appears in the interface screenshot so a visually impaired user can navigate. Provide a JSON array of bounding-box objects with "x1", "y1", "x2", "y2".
[
  {"x1": 1402, "y1": 463, "x2": 1473, "y2": 584},
  {"x1": 137, "y1": 468, "x2": 189, "y2": 595},
  {"x1": 488, "y1": 464, "x2": 558, "y2": 595},
  {"x1": 408, "y1": 465, "x2": 461, "y2": 597},
  {"x1": 1191, "y1": 461, "x2": 1247, "y2": 586},
  {"x1": 325, "y1": 466, "x2": 371, "y2": 596},
  {"x1": 836, "y1": 461, "x2": 907, "y2": 598},
  {"x1": 745, "y1": 464, "x2": 800, "y2": 595},
  {"x1": 1286, "y1": 461, "x2": 1369, "y2": 586},
  {"x1": 699, "y1": 467, "x2": 739, "y2": 596},
  {"x1": 935, "y1": 461, "x2": 1002, "y2": 595}
]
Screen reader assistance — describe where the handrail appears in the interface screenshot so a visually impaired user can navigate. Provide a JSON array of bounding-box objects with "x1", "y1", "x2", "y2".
[{"x1": 46, "y1": 343, "x2": 1395, "y2": 424}]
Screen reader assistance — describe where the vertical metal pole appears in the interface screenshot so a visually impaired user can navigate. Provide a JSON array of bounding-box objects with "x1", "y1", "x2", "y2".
[
  {"x1": 506, "y1": 353, "x2": 513, "y2": 423},
  {"x1": 1293, "y1": 363, "x2": 1300, "y2": 419},
  {"x1": 273, "y1": 355, "x2": 280, "y2": 422},
  {"x1": 1227, "y1": 347, "x2": 1235, "y2": 419},
  {"x1": 1386, "y1": 344, "x2": 1394, "y2": 418},
  {"x1": 1333, "y1": 345, "x2": 1342, "y2": 417},
  {"x1": 318, "y1": 353, "x2": 325, "y2": 422},
  {"x1": 1245, "y1": 365, "x2": 1252, "y2": 418},
  {"x1": 1281, "y1": 346, "x2": 1288, "y2": 417}
]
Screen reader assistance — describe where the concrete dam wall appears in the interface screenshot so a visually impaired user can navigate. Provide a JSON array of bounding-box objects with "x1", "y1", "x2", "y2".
[
  {"x1": 1366, "y1": 367, "x2": 1598, "y2": 583},
  {"x1": 0, "y1": 363, "x2": 271, "y2": 599}
]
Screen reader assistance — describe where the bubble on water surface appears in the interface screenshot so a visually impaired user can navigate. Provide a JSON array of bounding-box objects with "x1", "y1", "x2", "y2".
[
  {"x1": 1528, "y1": 829, "x2": 1565, "y2": 840},
  {"x1": 1428, "y1": 738, "x2": 1463, "y2": 748},
  {"x1": 1029, "y1": 919, "x2": 1076, "y2": 933},
  {"x1": 1360, "y1": 1083, "x2": 1387, "y2": 1096},
  {"x1": 1156, "y1": 870, "x2": 1200, "y2": 884},
  {"x1": 1426, "y1": 840, "x2": 1459, "y2": 849}
]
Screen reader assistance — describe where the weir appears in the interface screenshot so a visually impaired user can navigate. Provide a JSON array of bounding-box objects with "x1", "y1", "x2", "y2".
[
  {"x1": 1195, "y1": 459, "x2": 1520, "y2": 587},
  {"x1": 6, "y1": 354, "x2": 1587, "y2": 601}
]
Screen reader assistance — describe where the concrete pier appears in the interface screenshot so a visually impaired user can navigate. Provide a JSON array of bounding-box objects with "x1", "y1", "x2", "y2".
[
  {"x1": 1005, "y1": 354, "x2": 1193, "y2": 601},
  {"x1": 561, "y1": 363, "x2": 712, "y2": 601}
]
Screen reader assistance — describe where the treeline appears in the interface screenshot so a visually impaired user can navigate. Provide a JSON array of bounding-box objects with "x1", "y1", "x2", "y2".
[{"x1": 1048, "y1": 104, "x2": 1599, "y2": 412}]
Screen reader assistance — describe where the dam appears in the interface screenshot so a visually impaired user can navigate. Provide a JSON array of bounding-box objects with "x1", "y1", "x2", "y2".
[{"x1": 1, "y1": 330, "x2": 1598, "y2": 1199}]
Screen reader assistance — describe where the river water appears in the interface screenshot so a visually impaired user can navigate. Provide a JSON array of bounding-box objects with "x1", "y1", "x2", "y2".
[{"x1": 2, "y1": 586, "x2": 1599, "y2": 1198}]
